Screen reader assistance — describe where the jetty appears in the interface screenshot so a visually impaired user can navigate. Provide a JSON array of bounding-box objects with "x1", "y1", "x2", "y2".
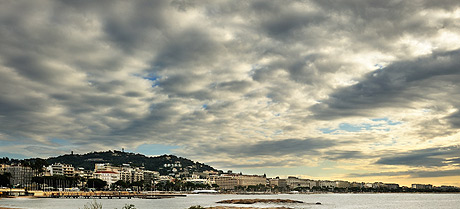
[
  {"x1": 37, "y1": 191, "x2": 186, "y2": 199},
  {"x1": 0, "y1": 189, "x2": 185, "y2": 199}
]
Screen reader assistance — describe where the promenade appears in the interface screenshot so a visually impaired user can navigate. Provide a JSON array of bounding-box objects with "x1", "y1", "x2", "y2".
[{"x1": 0, "y1": 189, "x2": 186, "y2": 199}]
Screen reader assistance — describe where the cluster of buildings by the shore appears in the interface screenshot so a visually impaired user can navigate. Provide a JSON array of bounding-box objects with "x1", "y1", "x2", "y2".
[{"x1": 1, "y1": 162, "x2": 458, "y2": 192}]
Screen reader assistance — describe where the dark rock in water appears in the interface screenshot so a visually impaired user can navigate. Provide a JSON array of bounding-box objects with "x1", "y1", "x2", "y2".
[
  {"x1": 217, "y1": 199, "x2": 304, "y2": 204},
  {"x1": 206, "y1": 207, "x2": 293, "y2": 209}
]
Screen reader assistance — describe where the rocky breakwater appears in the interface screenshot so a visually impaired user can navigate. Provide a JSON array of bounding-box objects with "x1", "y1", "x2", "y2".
[
  {"x1": 217, "y1": 199, "x2": 304, "y2": 204},
  {"x1": 189, "y1": 198, "x2": 322, "y2": 209},
  {"x1": 210, "y1": 199, "x2": 306, "y2": 209},
  {"x1": 206, "y1": 207, "x2": 294, "y2": 209}
]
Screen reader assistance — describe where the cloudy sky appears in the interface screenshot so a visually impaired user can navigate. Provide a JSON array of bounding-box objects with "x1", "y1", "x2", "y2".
[{"x1": 1, "y1": 0, "x2": 460, "y2": 186}]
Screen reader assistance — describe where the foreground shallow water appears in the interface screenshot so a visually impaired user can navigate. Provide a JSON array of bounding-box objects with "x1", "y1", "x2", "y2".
[{"x1": 1, "y1": 193, "x2": 460, "y2": 209}]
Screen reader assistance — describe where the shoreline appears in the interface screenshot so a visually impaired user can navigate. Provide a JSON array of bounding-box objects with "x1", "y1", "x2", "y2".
[{"x1": 2, "y1": 191, "x2": 460, "y2": 198}]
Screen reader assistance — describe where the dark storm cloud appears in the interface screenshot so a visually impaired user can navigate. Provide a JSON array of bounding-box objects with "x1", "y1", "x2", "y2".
[
  {"x1": 256, "y1": 6, "x2": 327, "y2": 39},
  {"x1": 312, "y1": 50, "x2": 460, "y2": 120},
  {"x1": 217, "y1": 80, "x2": 253, "y2": 93},
  {"x1": 203, "y1": 138, "x2": 337, "y2": 157},
  {"x1": 446, "y1": 111, "x2": 460, "y2": 128},
  {"x1": 57, "y1": 0, "x2": 173, "y2": 53},
  {"x1": 102, "y1": 1, "x2": 170, "y2": 53},
  {"x1": 152, "y1": 28, "x2": 223, "y2": 70},
  {"x1": 376, "y1": 146, "x2": 460, "y2": 167},
  {"x1": 211, "y1": 159, "x2": 300, "y2": 169}
]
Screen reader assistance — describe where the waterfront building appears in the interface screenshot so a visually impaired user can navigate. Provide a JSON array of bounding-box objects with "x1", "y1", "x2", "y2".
[
  {"x1": 75, "y1": 167, "x2": 93, "y2": 179},
  {"x1": 47, "y1": 164, "x2": 62, "y2": 176},
  {"x1": 364, "y1": 182, "x2": 374, "y2": 188},
  {"x1": 62, "y1": 164, "x2": 75, "y2": 177},
  {"x1": 372, "y1": 182, "x2": 385, "y2": 188},
  {"x1": 269, "y1": 178, "x2": 280, "y2": 187},
  {"x1": 144, "y1": 170, "x2": 159, "y2": 185},
  {"x1": 350, "y1": 182, "x2": 364, "y2": 188},
  {"x1": 47, "y1": 163, "x2": 75, "y2": 177},
  {"x1": 93, "y1": 170, "x2": 119, "y2": 186},
  {"x1": 157, "y1": 175, "x2": 173, "y2": 183},
  {"x1": 119, "y1": 165, "x2": 144, "y2": 183},
  {"x1": 319, "y1": 180, "x2": 336, "y2": 189},
  {"x1": 437, "y1": 185, "x2": 458, "y2": 191},
  {"x1": 191, "y1": 172, "x2": 210, "y2": 179},
  {"x1": 3, "y1": 165, "x2": 34, "y2": 187},
  {"x1": 186, "y1": 178, "x2": 210, "y2": 185},
  {"x1": 286, "y1": 177, "x2": 310, "y2": 189},
  {"x1": 203, "y1": 170, "x2": 219, "y2": 175},
  {"x1": 210, "y1": 175, "x2": 238, "y2": 190},
  {"x1": 385, "y1": 183, "x2": 400, "y2": 190},
  {"x1": 412, "y1": 184, "x2": 433, "y2": 190},
  {"x1": 210, "y1": 173, "x2": 267, "y2": 190},
  {"x1": 269, "y1": 177, "x2": 288, "y2": 189},
  {"x1": 235, "y1": 174, "x2": 267, "y2": 187},
  {"x1": 335, "y1": 180, "x2": 350, "y2": 188}
]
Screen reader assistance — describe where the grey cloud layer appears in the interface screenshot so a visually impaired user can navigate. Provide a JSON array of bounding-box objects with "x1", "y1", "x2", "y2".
[
  {"x1": 312, "y1": 50, "x2": 460, "y2": 120},
  {"x1": 376, "y1": 146, "x2": 460, "y2": 167},
  {"x1": 201, "y1": 138, "x2": 337, "y2": 157},
  {"x1": 349, "y1": 169, "x2": 460, "y2": 178},
  {"x1": 1, "y1": 0, "x2": 460, "y2": 181}
]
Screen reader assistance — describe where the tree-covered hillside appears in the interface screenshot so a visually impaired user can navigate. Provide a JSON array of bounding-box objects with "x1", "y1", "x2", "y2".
[{"x1": 46, "y1": 150, "x2": 218, "y2": 175}]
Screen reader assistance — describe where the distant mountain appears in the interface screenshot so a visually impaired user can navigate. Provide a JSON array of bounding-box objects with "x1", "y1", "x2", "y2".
[{"x1": 46, "y1": 150, "x2": 219, "y2": 175}]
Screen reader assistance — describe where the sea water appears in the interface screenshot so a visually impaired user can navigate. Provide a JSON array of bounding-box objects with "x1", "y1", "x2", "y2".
[{"x1": 1, "y1": 193, "x2": 459, "y2": 209}]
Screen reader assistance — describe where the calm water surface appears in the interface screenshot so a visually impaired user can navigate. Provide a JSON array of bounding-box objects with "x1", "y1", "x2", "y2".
[{"x1": 1, "y1": 193, "x2": 459, "y2": 209}]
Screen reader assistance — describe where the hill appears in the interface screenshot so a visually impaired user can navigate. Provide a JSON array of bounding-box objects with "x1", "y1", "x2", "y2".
[{"x1": 45, "y1": 150, "x2": 219, "y2": 175}]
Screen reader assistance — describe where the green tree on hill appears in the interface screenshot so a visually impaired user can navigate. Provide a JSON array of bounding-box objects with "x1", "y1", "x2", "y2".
[
  {"x1": 0, "y1": 172, "x2": 11, "y2": 187},
  {"x1": 87, "y1": 178, "x2": 107, "y2": 190}
]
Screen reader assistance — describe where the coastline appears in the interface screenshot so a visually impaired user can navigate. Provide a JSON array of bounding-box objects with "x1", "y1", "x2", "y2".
[{"x1": 1, "y1": 193, "x2": 460, "y2": 209}]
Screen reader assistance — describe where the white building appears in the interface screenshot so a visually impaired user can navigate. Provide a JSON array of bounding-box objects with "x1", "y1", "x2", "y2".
[
  {"x1": 286, "y1": 177, "x2": 310, "y2": 189},
  {"x1": 186, "y1": 178, "x2": 210, "y2": 185},
  {"x1": 47, "y1": 163, "x2": 74, "y2": 177},
  {"x1": 93, "y1": 171, "x2": 120, "y2": 186},
  {"x1": 94, "y1": 163, "x2": 118, "y2": 172},
  {"x1": 319, "y1": 180, "x2": 336, "y2": 188},
  {"x1": 119, "y1": 165, "x2": 144, "y2": 183}
]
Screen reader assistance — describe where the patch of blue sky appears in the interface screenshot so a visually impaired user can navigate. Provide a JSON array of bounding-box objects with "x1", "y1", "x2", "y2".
[
  {"x1": 321, "y1": 118, "x2": 402, "y2": 134},
  {"x1": 133, "y1": 72, "x2": 162, "y2": 87},
  {"x1": 135, "y1": 143, "x2": 180, "y2": 156},
  {"x1": 319, "y1": 123, "x2": 371, "y2": 133},
  {"x1": 371, "y1": 117, "x2": 402, "y2": 125},
  {"x1": 339, "y1": 123, "x2": 372, "y2": 132},
  {"x1": 202, "y1": 104, "x2": 208, "y2": 110},
  {"x1": 0, "y1": 152, "x2": 28, "y2": 159},
  {"x1": 144, "y1": 75, "x2": 161, "y2": 87},
  {"x1": 319, "y1": 128, "x2": 337, "y2": 134},
  {"x1": 374, "y1": 63, "x2": 384, "y2": 69}
]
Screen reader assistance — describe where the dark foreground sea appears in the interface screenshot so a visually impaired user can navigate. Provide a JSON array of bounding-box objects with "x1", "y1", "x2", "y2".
[{"x1": 1, "y1": 193, "x2": 459, "y2": 209}]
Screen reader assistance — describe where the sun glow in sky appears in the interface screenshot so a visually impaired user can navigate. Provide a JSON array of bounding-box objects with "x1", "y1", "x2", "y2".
[{"x1": 1, "y1": 0, "x2": 460, "y2": 186}]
